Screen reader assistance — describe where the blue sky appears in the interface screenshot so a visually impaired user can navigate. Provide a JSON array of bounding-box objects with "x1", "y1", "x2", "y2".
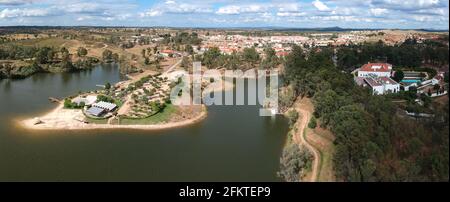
[{"x1": 0, "y1": 0, "x2": 448, "y2": 29}]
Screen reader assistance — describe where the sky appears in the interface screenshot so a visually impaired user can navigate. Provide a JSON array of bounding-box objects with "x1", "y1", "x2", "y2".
[{"x1": 0, "y1": 0, "x2": 448, "y2": 29}]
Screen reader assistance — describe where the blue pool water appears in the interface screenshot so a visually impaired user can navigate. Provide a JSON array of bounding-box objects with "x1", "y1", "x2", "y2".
[{"x1": 401, "y1": 79, "x2": 421, "y2": 83}]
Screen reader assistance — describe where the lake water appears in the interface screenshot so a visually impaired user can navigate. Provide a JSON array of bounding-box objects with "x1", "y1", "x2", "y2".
[{"x1": 0, "y1": 64, "x2": 289, "y2": 181}]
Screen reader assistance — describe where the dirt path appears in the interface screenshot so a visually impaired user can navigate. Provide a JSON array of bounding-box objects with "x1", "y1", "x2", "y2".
[
  {"x1": 162, "y1": 59, "x2": 182, "y2": 76},
  {"x1": 292, "y1": 99, "x2": 320, "y2": 182}
]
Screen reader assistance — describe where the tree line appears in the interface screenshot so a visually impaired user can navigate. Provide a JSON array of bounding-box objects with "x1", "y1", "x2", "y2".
[
  {"x1": 198, "y1": 46, "x2": 281, "y2": 70},
  {"x1": 337, "y1": 38, "x2": 449, "y2": 71}
]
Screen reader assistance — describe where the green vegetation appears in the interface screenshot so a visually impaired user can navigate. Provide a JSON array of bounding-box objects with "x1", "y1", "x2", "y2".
[
  {"x1": 77, "y1": 47, "x2": 88, "y2": 57},
  {"x1": 120, "y1": 104, "x2": 176, "y2": 125},
  {"x1": 260, "y1": 47, "x2": 280, "y2": 69},
  {"x1": 284, "y1": 44, "x2": 449, "y2": 181},
  {"x1": 85, "y1": 116, "x2": 109, "y2": 124},
  {"x1": 308, "y1": 116, "x2": 317, "y2": 129},
  {"x1": 102, "y1": 49, "x2": 114, "y2": 62},
  {"x1": 286, "y1": 110, "x2": 299, "y2": 128},
  {"x1": 161, "y1": 32, "x2": 202, "y2": 46},
  {"x1": 277, "y1": 144, "x2": 313, "y2": 182},
  {"x1": 337, "y1": 39, "x2": 449, "y2": 71},
  {"x1": 97, "y1": 94, "x2": 115, "y2": 103},
  {"x1": 201, "y1": 46, "x2": 282, "y2": 70},
  {"x1": 393, "y1": 69, "x2": 404, "y2": 82},
  {"x1": 63, "y1": 98, "x2": 84, "y2": 109},
  {"x1": 0, "y1": 40, "x2": 99, "y2": 79}
]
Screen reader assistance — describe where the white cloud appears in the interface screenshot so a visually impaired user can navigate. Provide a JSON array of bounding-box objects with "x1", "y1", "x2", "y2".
[
  {"x1": 277, "y1": 3, "x2": 301, "y2": 12},
  {"x1": 216, "y1": 4, "x2": 270, "y2": 15},
  {"x1": 61, "y1": 3, "x2": 105, "y2": 14},
  {"x1": 0, "y1": 0, "x2": 32, "y2": 5},
  {"x1": 0, "y1": 8, "x2": 50, "y2": 19},
  {"x1": 0, "y1": 0, "x2": 447, "y2": 29},
  {"x1": 370, "y1": 8, "x2": 388, "y2": 16},
  {"x1": 141, "y1": 9, "x2": 163, "y2": 17},
  {"x1": 370, "y1": 0, "x2": 445, "y2": 10},
  {"x1": 277, "y1": 12, "x2": 306, "y2": 17},
  {"x1": 141, "y1": 0, "x2": 213, "y2": 17},
  {"x1": 312, "y1": 0, "x2": 331, "y2": 11}
]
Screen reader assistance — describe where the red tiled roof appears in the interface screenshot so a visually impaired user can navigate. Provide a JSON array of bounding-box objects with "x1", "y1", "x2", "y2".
[
  {"x1": 161, "y1": 50, "x2": 175, "y2": 54},
  {"x1": 360, "y1": 63, "x2": 392, "y2": 72},
  {"x1": 276, "y1": 51, "x2": 289, "y2": 56}
]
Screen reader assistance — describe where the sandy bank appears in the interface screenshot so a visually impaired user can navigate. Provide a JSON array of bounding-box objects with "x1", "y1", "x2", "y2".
[{"x1": 20, "y1": 103, "x2": 207, "y2": 131}]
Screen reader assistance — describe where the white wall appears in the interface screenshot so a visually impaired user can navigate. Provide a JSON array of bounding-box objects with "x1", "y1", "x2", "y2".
[{"x1": 358, "y1": 71, "x2": 391, "y2": 78}]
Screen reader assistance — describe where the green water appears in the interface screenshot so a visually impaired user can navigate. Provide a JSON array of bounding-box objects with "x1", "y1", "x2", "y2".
[{"x1": 0, "y1": 64, "x2": 289, "y2": 181}]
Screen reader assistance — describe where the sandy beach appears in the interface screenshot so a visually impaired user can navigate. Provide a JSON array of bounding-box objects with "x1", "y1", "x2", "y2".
[{"x1": 20, "y1": 103, "x2": 207, "y2": 131}]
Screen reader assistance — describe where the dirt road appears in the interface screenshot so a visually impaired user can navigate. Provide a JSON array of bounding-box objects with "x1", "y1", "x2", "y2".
[{"x1": 292, "y1": 100, "x2": 320, "y2": 182}]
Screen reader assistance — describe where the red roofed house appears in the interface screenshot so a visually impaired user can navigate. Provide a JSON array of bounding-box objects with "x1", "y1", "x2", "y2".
[
  {"x1": 354, "y1": 62, "x2": 400, "y2": 95},
  {"x1": 276, "y1": 51, "x2": 289, "y2": 57},
  {"x1": 358, "y1": 62, "x2": 393, "y2": 78}
]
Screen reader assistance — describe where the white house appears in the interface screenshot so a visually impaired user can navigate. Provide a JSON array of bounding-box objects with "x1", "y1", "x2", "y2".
[
  {"x1": 357, "y1": 63, "x2": 392, "y2": 78},
  {"x1": 365, "y1": 77, "x2": 400, "y2": 95}
]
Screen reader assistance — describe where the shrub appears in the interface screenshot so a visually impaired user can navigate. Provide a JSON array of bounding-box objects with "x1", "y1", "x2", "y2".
[
  {"x1": 308, "y1": 116, "x2": 317, "y2": 129},
  {"x1": 287, "y1": 110, "x2": 299, "y2": 127},
  {"x1": 277, "y1": 144, "x2": 313, "y2": 182}
]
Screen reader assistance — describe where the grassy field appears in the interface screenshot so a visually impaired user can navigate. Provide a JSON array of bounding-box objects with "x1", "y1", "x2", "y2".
[
  {"x1": 85, "y1": 116, "x2": 109, "y2": 124},
  {"x1": 10, "y1": 38, "x2": 69, "y2": 47},
  {"x1": 119, "y1": 104, "x2": 177, "y2": 125}
]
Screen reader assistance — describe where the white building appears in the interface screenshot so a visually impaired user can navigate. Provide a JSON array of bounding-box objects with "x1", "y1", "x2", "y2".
[
  {"x1": 365, "y1": 77, "x2": 400, "y2": 95},
  {"x1": 72, "y1": 95, "x2": 97, "y2": 106},
  {"x1": 358, "y1": 63, "x2": 392, "y2": 78}
]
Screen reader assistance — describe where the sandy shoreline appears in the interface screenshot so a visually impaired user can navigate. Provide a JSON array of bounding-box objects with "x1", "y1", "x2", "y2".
[
  {"x1": 20, "y1": 103, "x2": 207, "y2": 131},
  {"x1": 19, "y1": 76, "x2": 234, "y2": 131}
]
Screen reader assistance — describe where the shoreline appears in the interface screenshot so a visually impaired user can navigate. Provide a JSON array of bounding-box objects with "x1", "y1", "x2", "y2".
[{"x1": 19, "y1": 103, "x2": 207, "y2": 131}]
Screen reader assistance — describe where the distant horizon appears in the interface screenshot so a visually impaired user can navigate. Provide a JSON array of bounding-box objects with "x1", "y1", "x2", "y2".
[{"x1": 1, "y1": 25, "x2": 448, "y2": 32}]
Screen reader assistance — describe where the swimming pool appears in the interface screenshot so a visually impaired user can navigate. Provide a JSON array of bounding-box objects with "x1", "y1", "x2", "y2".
[{"x1": 401, "y1": 79, "x2": 421, "y2": 83}]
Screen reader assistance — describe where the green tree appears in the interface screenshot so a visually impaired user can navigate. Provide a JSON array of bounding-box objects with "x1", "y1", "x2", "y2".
[
  {"x1": 277, "y1": 144, "x2": 313, "y2": 182},
  {"x1": 260, "y1": 47, "x2": 279, "y2": 69},
  {"x1": 202, "y1": 47, "x2": 221, "y2": 68},
  {"x1": 185, "y1": 44, "x2": 194, "y2": 55},
  {"x1": 393, "y1": 70, "x2": 404, "y2": 82},
  {"x1": 77, "y1": 47, "x2": 88, "y2": 57},
  {"x1": 102, "y1": 49, "x2": 113, "y2": 62},
  {"x1": 242, "y1": 47, "x2": 260, "y2": 67},
  {"x1": 287, "y1": 110, "x2": 299, "y2": 128},
  {"x1": 308, "y1": 116, "x2": 317, "y2": 129}
]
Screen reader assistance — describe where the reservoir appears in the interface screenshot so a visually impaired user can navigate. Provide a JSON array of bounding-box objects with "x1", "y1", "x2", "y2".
[{"x1": 0, "y1": 64, "x2": 289, "y2": 181}]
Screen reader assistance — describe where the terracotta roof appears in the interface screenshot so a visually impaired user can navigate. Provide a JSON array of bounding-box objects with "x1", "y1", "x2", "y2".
[
  {"x1": 276, "y1": 51, "x2": 289, "y2": 56},
  {"x1": 360, "y1": 63, "x2": 392, "y2": 72},
  {"x1": 161, "y1": 50, "x2": 175, "y2": 54}
]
